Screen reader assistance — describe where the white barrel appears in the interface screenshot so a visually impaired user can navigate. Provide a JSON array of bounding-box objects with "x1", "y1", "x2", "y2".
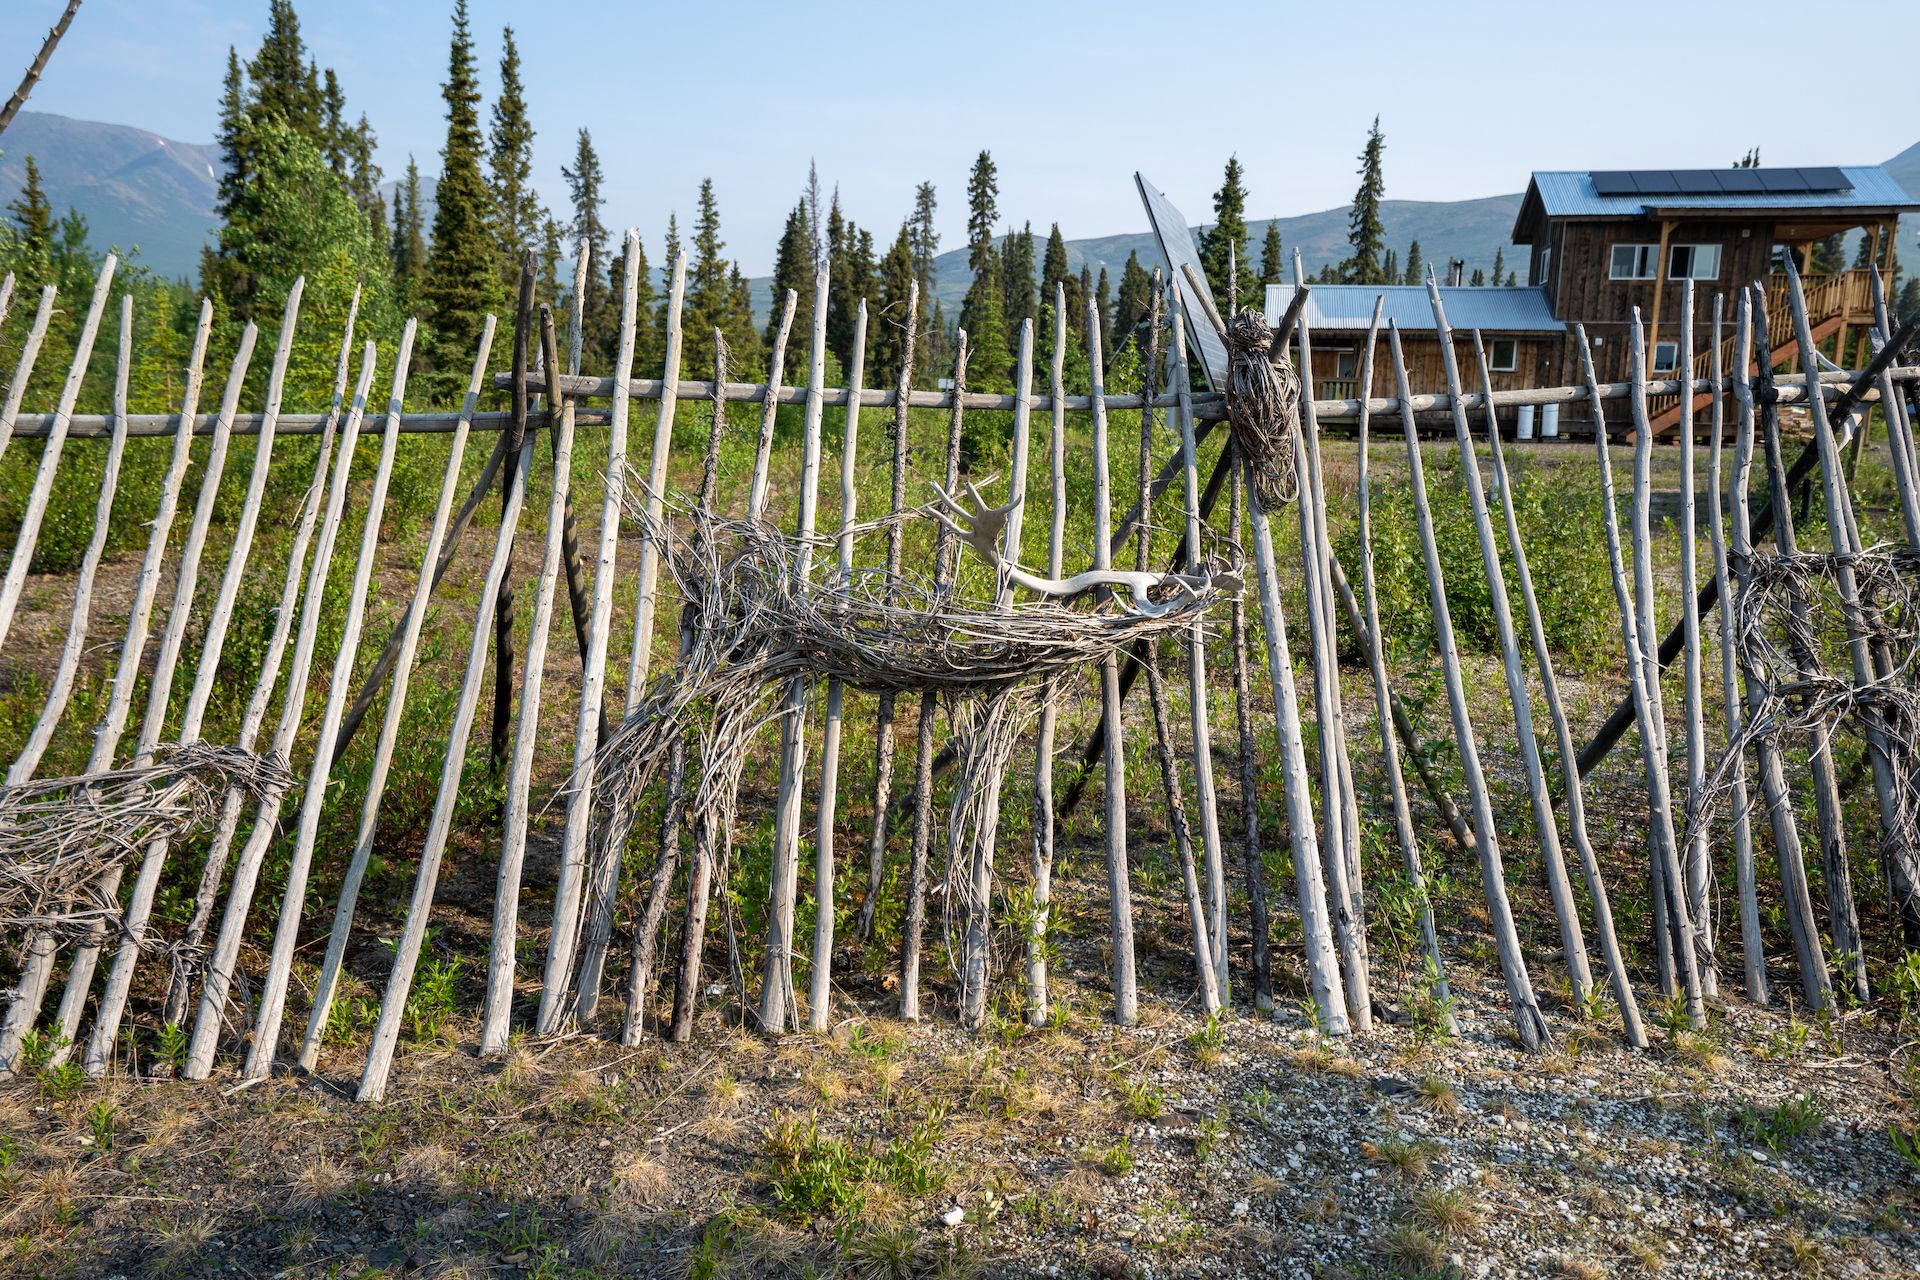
[
  {"x1": 1542, "y1": 403, "x2": 1560, "y2": 438},
  {"x1": 1517, "y1": 405, "x2": 1536, "y2": 440}
]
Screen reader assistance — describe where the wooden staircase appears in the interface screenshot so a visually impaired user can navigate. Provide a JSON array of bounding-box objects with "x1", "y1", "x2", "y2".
[{"x1": 1650, "y1": 271, "x2": 1869, "y2": 435}]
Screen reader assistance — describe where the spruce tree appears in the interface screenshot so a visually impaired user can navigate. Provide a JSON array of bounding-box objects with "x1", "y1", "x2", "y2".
[
  {"x1": 999, "y1": 222, "x2": 1037, "y2": 358},
  {"x1": 322, "y1": 68, "x2": 347, "y2": 174},
  {"x1": 685, "y1": 178, "x2": 749, "y2": 375},
  {"x1": 1341, "y1": 117, "x2": 1387, "y2": 284},
  {"x1": 1112, "y1": 251, "x2": 1151, "y2": 350},
  {"x1": 562, "y1": 128, "x2": 613, "y2": 363},
  {"x1": 1383, "y1": 249, "x2": 1398, "y2": 287},
  {"x1": 1404, "y1": 240, "x2": 1423, "y2": 285},
  {"x1": 391, "y1": 156, "x2": 428, "y2": 307},
  {"x1": 346, "y1": 114, "x2": 385, "y2": 249},
  {"x1": 1095, "y1": 267, "x2": 1112, "y2": 343},
  {"x1": 7, "y1": 156, "x2": 54, "y2": 287},
  {"x1": 248, "y1": 1, "x2": 323, "y2": 140},
  {"x1": 420, "y1": 0, "x2": 503, "y2": 391},
  {"x1": 768, "y1": 201, "x2": 813, "y2": 350},
  {"x1": 489, "y1": 26, "x2": 541, "y2": 292},
  {"x1": 538, "y1": 214, "x2": 563, "y2": 314},
  {"x1": 1259, "y1": 220, "x2": 1284, "y2": 285},
  {"x1": 629, "y1": 231, "x2": 659, "y2": 374},
  {"x1": 960, "y1": 150, "x2": 1000, "y2": 352},
  {"x1": 872, "y1": 222, "x2": 915, "y2": 378},
  {"x1": 1491, "y1": 246, "x2": 1505, "y2": 286},
  {"x1": 909, "y1": 181, "x2": 939, "y2": 297},
  {"x1": 1198, "y1": 155, "x2": 1257, "y2": 306},
  {"x1": 1040, "y1": 223, "x2": 1071, "y2": 324},
  {"x1": 1468, "y1": 267, "x2": 1486, "y2": 287}
]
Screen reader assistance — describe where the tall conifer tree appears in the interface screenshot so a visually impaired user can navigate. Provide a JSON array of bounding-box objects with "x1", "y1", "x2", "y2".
[
  {"x1": 769, "y1": 200, "x2": 813, "y2": 349},
  {"x1": 489, "y1": 27, "x2": 541, "y2": 292},
  {"x1": 1341, "y1": 116, "x2": 1388, "y2": 284},
  {"x1": 421, "y1": 0, "x2": 503, "y2": 388},
  {"x1": 7, "y1": 156, "x2": 54, "y2": 288},
  {"x1": 562, "y1": 128, "x2": 613, "y2": 363},
  {"x1": 1259, "y1": 220, "x2": 1284, "y2": 286},
  {"x1": 908, "y1": 181, "x2": 939, "y2": 298},
  {"x1": 1198, "y1": 155, "x2": 1257, "y2": 305},
  {"x1": 960, "y1": 150, "x2": 1000, "y2": 363},
  {"x1": 391, "y1": 156, "x2": 428, "y2": 306},
  {"x1": 1404, "y1": 239, "x2": 1423, "y2": 285}
]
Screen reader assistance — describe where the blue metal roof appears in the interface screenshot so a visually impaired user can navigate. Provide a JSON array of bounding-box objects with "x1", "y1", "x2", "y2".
[
  {"x1": 1514, "y1": 165, "x2": 1918, "y2": 241},
  {"x1": 1264, "y1": 284, "x2": 1564, "y2": 334}
]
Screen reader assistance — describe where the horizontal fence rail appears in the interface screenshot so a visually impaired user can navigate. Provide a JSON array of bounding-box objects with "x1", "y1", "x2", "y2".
[{"x1": 20, "y1": 365, "x2": 1917, "y2": 440}]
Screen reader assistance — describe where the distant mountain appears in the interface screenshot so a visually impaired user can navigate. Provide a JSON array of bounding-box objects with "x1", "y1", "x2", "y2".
[
  {"x1": 4, "y1": 109, "x2": 1914, "y2": 304},
  {"x1": 0, "y1": 111, "x2": 219, "y2": 279}
]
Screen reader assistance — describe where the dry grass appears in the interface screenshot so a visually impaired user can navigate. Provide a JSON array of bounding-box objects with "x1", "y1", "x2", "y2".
[
  {"x1": 396, "y1": 1142, "x2": 454, "y2": 1192},
  {"x1": 1409, "y1": 1184, "x2": 1481, "y2": 1238},
  {"x1": 1378, "y1": 1221, "x2": 1448, "y2": 1275},
  {"x1": 148, "y1": 1213, "x2": 216, "y2": 1278},
  {"x1": 1552, "y1": 1254, "x2": 1608, "y2": 1280},
  {"x1": 614, "y1": 1150, "x2": 673, "y2": 1205},
  {"x1": 1364, "y1": 1135, "x2": 1437, "y2": 1180},
  {"x1": 1416, "y1": 1074, "x2": 1462, "y2": 1116},
  {"x1": 288, "y1": 1156, "x2": 350, "y2": 1211}
]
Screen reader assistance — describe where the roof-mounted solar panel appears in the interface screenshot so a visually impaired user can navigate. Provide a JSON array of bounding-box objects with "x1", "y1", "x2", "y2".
[
  {"x1": 1719, "y1": 169, "x2": 1768, "y2": 193},
  {"x1": 1795, "y1": 166, "x2": 1851, "y2": 192},
  {"x1": 1756, "y1": 168, "x2": 1805, "y2": 191},
  {"x1": 1670, "y1": 169, "x2": 1721, "y2": 193},
  {"x1": 1633, "y1": 170, "x2": 1680, "y2": 194},
  {"x1": 1589, "y1": 170, "x2": 1638, "y2": 195}
]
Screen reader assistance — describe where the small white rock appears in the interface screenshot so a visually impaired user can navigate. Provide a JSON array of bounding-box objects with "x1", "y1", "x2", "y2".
[{"x1": 941, "y1": 1206, "x2": 965, "y2": 1227}]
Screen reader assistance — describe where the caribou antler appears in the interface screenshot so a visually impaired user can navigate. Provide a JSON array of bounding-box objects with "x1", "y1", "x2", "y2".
[{"x1": 924, "y1": 479, "x2": 1231, "y2": 617}]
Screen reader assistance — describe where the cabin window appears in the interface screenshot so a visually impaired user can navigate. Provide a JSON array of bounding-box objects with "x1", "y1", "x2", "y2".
[
  {"x1": 1668, "y1": 244, "x2": 1722, "y2": 280},
  {"x1": 1489, "y1": 339, "x2": 1518, "y2": 372},
  {"x1": 1610, "y1": 243, "x2": 1658, "y2": 280},
  {"x1": 1651, "y1": 341, "x2": 1679, "y2": 374},
  {"x1": 1334, "y1": 351, "x2": 1359, "y2": 381}
]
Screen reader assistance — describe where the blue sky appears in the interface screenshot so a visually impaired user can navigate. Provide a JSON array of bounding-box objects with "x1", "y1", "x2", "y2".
[{"x1": 4, "y1": 0, "x2": 1916, "y2": 274}]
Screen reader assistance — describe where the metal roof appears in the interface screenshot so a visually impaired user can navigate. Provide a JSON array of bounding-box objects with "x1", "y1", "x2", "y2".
[
  {"x1": 1513, "y1": 165, "x2": 1919, "y2": 241},
  {"x1": 1264, "y1": 284, "x2": 1564, "y2": 335}
]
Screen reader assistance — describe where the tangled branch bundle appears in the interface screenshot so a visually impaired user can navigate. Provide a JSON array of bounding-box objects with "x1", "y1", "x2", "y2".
[
  {"x1": 583, "y1": 481, "x2": 1241, "y2": 932},
  {"x1": 1226, "y1": 311, "x2": 1303, "y2": 507},
  {"x1": 0, "y1": 743, "x2": 292, "y2": 939},
  {"x1": 1692, "y1": 544, "x2": 1920, "y2": 864}
]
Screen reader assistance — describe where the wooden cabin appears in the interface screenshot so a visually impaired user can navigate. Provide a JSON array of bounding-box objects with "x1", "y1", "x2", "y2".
[{"x1": 1270, "y1": 164, "x2": 1919, "y2": 434}]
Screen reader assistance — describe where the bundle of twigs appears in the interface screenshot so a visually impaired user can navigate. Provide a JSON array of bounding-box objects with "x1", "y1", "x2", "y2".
[
  {"x1": 1225, "y1": 311, "x2": 1302, "y2": 507},
  {"x1": 1692, "y1": 544, "x2": 1920, "y2": 851},
  {"x1": 0, "y1": 743, "x2": 291, "y2": 940},
  {"x1": 581, "y1": 482, "x2": 1238, "y2": 978}
]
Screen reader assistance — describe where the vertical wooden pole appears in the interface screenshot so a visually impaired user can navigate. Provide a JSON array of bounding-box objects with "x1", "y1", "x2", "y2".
[
  {"x1": 1474, "y1": 334, "x2": 1644, "y2": 1046},
  {"x1": 1243, "y1": 428, "x2": 1347, "y2": 1033},
  {"x1": 759, "y1": 263, "x2": 831, "y2": 1035},
  {"x1": 858, "y1": 280, "x2": 915, "y2": 942},
  {"x1": 1705, "y1": 295, "x2": 1767, "y2": 1005},
  {"x1": 810, "y1": 299, "x2": 868, "y2": 1032},
  {"x1": 245, "y1": 326, "x2": 415, "y2": 1079},
  {"x1": 957, "y1": 317, "x2": 1035, "y2": 1030},
  {"x1": 536, "y1": 235, "x2": 650, "y2": 1031},
  {"x1": 1732, "y1": 289, "x2": 1830, "y2": 1008},
  {"x1": 1140, "y1": 286, "x2": 1219, "y2": 1014},
  {"x1": 0, "y1": 256, "x2": 115, "y2": 652},
  {"x1": 1352, "y1": 298, "x2": 1455, "y2": 1032},
  {"x1": 480, "y1": 306, "x2": 574, "y2": 1054},
  {"x1": 0, "y1": 285, "x2": 56, "y2": 468},
  {"x1": 1423, "y1": 282, "x2": 1594, "y2": 1009},
  {"x1": 1025, "y1": 288, "x2": 1065, "y2": 1023},
  {"x1": 901, "y1": 330, "x2": 968, "y2": 1022},
  {"x1": 1782, "y1": 255, "x2": 1911, "y2": 999},
  {"x1": 10, "y1": 294, "x2": 134, "y2": 781},
  {"x1": 302, "y1": 317, "x2": 491, "y2": 1070},
  {"x1": 1675, "y1": 281, "x2": 1719, "y2": 996},
  {"x1": 1580, "y1": 321, "x2": 1704, "y2": 1029},
  {"x1": 1391, "y1": 322, "x2": 1550, "y2": 1051},
  {"x1": 1292, "y1": 298, "x2": 1371, "y2": 1029},
  {"x1": 1089, "y1": 299, "x2": 1138, "y2": 1026},
  {"x1": 1169, "y1": 293, "x2": 1229, "y2": 1001}
]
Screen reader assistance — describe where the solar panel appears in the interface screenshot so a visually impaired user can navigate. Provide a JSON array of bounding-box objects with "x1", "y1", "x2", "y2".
[
  {"x1": 1757, "y1": 168, "x2": 1805, "y2": 191},
  {"x1": 1669, "y1": 169, "x2": 1722, "y2": 193},
  {"x1": 1135, "y1": 173, "x2": 1228, "y2": 389},
  {"x1": 1634, "y1": 170, "x2": 1681, "y2": 194},
  {"x1": 1719, "y1": 169, "x2": 1768, "y2": 193},
  {"x1": 1590, "y1": 170, "x2": 1638, "y2": 196},
  {"x1": 1796, "y1": 166, "x2": 1851, "y2": 192}
]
